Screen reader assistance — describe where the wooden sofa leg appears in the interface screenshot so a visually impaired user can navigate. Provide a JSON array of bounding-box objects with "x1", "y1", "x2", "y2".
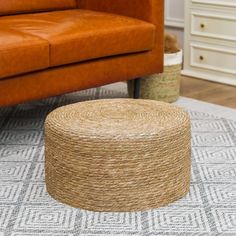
[{"x1": 133, "y1": 78, "x2": 141, "y2": 99}]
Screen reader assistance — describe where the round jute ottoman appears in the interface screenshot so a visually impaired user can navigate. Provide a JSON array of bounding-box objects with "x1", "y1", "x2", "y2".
[{"x1": 44, "y1": 99, "x2": 191, "y2": 212}]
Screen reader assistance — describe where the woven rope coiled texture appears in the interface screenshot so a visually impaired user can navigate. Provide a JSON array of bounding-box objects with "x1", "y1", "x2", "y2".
[
  {"x1": 45, "y1": 99, "x2": 191, "y2": 212},
  {"x1": 128, "y1": 64, "x2": 181, "y2": 103}
]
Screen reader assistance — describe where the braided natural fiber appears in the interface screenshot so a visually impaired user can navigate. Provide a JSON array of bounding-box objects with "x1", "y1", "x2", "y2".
[
  {"x1": 128, "y1": 64, "x2": 181, "y2": 103},
  {"x1": 45, "y1": 99, "x2": 191, "y2": 212}
]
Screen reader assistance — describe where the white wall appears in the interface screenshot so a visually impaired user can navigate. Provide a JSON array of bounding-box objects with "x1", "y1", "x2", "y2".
[{"x1": 165, "y1": 0, "x2": 184, "y2": 48}]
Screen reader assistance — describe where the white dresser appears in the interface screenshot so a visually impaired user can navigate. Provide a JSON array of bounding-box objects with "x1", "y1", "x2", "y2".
[{"x1": 182, "y1": 0, "x2": 236, "y2": 85}]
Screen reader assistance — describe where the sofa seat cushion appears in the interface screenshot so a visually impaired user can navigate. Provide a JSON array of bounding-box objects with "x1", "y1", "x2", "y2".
[
  {"x1": 0, "y1": 29, "x2": 49, "y2": 79},
  {"x1": 0, "y1": 9, "x2": 156, "y2": 67}
]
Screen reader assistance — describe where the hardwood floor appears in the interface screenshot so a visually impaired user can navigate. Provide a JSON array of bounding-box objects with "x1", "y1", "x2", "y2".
[{"x1": 180, "y1": 76, "x2": 236, "y2": 109}]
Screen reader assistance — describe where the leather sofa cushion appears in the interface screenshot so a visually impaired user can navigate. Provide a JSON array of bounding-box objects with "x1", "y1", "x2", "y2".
[
  {"x1": 0, "y1": 9, "x2": 156, "y2": 67},
  {"x1": 0, "y1": 29, "x2": 49, "y2": 79},
  {"x1": 0, "y1": 0, "x2": 77, "y2": 16}
]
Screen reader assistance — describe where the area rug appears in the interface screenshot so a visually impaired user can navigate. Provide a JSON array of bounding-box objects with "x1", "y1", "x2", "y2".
[{"x1": 0, "y1": 83, "x2": 236, "y2": 236}]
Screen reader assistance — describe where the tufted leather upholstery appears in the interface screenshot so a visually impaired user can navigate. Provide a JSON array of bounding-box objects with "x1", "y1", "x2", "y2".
[
  {"x1": 0, "y1": 0, "x2": 164, "y2": 106},
  {"x1": 0, "y1": 0, "x2": 76, "y2": 15}
]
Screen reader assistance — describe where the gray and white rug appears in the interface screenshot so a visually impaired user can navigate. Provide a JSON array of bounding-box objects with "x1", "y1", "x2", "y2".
[{"x1": 0, "y1": 83, "x2": 236, "y2": 236}]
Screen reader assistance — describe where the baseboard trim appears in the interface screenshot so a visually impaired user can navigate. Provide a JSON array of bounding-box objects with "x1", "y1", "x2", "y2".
[{"x1": 181, "y1": 70, "x2": 236, "y2": 86}]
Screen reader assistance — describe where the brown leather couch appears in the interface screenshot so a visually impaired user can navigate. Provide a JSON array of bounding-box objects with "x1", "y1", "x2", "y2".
[{"x1": 0, "y1": 0, "x2": 164, "y2": 106}]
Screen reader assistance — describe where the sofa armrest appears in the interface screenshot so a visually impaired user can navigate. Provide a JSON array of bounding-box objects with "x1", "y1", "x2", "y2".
[
  {"x1": 78, "y1": 0, "x2": 164, "y2": 72},
  {"x1": 78, "y1": 0, "x2": 164, "y2": 26}
]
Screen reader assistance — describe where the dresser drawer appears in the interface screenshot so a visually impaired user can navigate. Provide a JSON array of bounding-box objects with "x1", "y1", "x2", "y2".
[
  {"x1": 190, "y1": 43, "x2": 236, "y2": 75},
  {"x1": 191, "y1": 11, "x2": 236, "y2": 41}
]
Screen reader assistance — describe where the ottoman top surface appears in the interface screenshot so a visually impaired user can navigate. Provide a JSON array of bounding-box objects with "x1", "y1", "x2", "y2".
[{"x1": 45, "y1": 99, "x2": 190, "y2": 139}]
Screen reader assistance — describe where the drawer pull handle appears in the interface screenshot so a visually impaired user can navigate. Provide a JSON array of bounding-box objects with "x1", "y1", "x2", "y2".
[
  {"x1": 200, "y1": 23, "x2": 205, "y2": 28},
  {"x1": 199, "y1": 56, "x2": 204, "y2": 61}
]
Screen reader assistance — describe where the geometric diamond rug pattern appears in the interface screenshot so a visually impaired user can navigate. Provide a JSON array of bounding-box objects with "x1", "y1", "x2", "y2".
[{"x1": 0, "y1": 85, "x2": 236, "y2": 236}]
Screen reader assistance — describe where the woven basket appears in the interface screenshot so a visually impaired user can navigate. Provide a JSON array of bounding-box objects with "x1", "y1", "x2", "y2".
[
  {"x1": 128, "y1": 50, "x2": 182, "y2": 103},
  {"x1": 45, "y1": 99, "x2": 191, "y2": 212}
]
